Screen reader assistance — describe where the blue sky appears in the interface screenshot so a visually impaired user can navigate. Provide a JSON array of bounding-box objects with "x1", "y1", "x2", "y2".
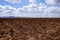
[
  {"x1": 0, "y1": 0, "x2": 46, "y2": 8},
  {"x1": 0, "y1": 0, "x2": 60, "y2": 18}
]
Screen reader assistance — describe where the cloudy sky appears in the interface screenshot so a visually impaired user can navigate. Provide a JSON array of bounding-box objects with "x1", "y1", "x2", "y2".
[{"x1": 0, "y1": 0, "x2": 60, "y2": 18}]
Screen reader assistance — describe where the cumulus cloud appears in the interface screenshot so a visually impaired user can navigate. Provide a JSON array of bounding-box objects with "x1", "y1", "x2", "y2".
[
  {"x1": 45, "y1": 0, "x2": 60, "y2": 5},
  {"x1": 15, "y1": 3, "x2": 47, "y2": 17},
  {"x1": 0, "y1": 5, "x2": 16, "y2": 17},
  {"x1": 29, "y1": 0, "x2": 37, "y2": 4},
  {"x1": 0, "y1": 3, "x2": 60, "y2": 18},
  {"x1": 5, "y1": 0, "x2": 21, "y2": 3},
  {"x1": 44, "y1": 6, "x2": 60, "y2": 17}
]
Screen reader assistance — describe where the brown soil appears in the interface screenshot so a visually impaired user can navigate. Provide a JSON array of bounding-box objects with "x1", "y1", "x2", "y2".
[{"x1": 0, "y1": 18, "x2": 60, "y2": 40}]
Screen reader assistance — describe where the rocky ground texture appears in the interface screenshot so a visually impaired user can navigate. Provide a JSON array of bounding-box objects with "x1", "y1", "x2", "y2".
[{"x1": 0, "y1": 18, "x2": 60, "y2": 40}]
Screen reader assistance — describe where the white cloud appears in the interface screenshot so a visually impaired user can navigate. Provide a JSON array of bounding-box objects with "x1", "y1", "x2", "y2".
[
  {"x1": 15, "y1": 3, "x2": 46, "y2": 17},
  {"x1": 45, "y1": 0, "x2": 60, "y2": 5},
  {"x1": 5, "y1": 0, "x2": 21, "y2": 3},
  {"x1": 29, "y1": 0, "x2": 37, "y2": 4},
  {"x1": 44, "y1": 6, "x2": 60, "y2": 17},
  {"x1": 0, "y1": 5, "x2": 16, "y2": 17},
  {"x1": 0, "y1": 3, "x2": 60, "y2": 18}
]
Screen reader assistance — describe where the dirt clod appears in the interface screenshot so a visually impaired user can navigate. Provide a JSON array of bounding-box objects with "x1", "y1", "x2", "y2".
[{"x1": 0, "y1": 18, "x2": 60, "y2": 40}]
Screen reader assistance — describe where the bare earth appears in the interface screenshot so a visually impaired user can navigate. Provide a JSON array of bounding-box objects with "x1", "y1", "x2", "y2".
[{"x1": 0, "y1": 18, "x2": 60, "y2": 40}]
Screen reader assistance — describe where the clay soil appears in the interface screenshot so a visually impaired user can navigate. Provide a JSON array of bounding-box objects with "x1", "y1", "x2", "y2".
[{"x1": 0, "y1": 18, "x2": 60, "y2": 40}]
